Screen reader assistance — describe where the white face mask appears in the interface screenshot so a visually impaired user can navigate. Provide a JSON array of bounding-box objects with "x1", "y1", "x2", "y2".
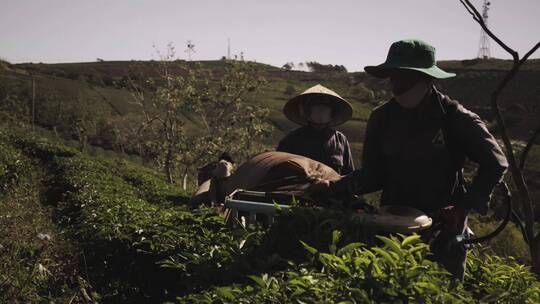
[
  {"x1": 394, "y1": 81, "x2": 430, "y2": 109},
  {"x1": 308, "y1": 104, "x2": 332, "y2": 124}
]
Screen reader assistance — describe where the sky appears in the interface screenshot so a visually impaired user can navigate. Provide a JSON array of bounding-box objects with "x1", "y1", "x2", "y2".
[{"x1": 1, "y1": 0, "x2": 539, "y2": 72}]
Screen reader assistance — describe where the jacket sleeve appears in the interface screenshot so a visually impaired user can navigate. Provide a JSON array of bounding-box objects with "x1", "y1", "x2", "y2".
[
  {"x1": 451, "y1": 105, "x2": 509, "y2": 214},
  {"x1": 341, "y1": 137, "x2": 355, "y2": 175},
  {"x1": 277, "y1": 133, "x2": 293, "y2": 153},
  {"x1": 332, "y1": 110, "x2": 385, "y2": 195}
]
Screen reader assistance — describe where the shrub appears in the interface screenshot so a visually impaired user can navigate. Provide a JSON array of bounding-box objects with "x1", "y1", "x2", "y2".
[
  {"x1": 8, "y1": 131, "x2": 252, "y2": 301},
  {"x1": 0, "y1": 131, "x2": 30, "y2": 193},
  {"x1": 4, "y1": 129, "x2": 540, "y2": 303},
  {"x1": 178, "y1": 233, "x2": 462, "y2": 303},
  {"x1": 179, "y1": 233, "x2": 540, "y2": 303},
  {"x1": 468, "y1": 215, "x2": 530, "y2": 264},
  {"x1": 464, "y1": 252, "x2": 540, "y2": 303}
]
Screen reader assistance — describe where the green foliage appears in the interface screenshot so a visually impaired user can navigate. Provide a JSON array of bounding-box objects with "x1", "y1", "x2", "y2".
[
  {"x1": 10, "y1": 133, "x2": 78, "y2": 161},
  {"x1": 351, "y1": 83, "x2": 376, "y2": 101},
  {"x1": 125, "y1": 48, "x2": 273, "y2": 183},
  {"x1": 464, "y1": 252, "x2": 540, "y2": 303},
  {"x1": 180, "y1": 59, "x2": 273, "y2": 163},
  {"x1": 306, "y1": 61, "x2": 348, "y2": 73},
  {"x1": 179, "y1": 233, "x2": 540, "y2": 303},
  {"x1": 254, "y1": 207, "x2": 379, "y2": 262},
  {"x1": 7, "y1": 130, "x2": 255, "y2": 301},
  {"x1": 0, "y1": 137, "x2": 90, "y2": 303},
  {"x1": 3, "y1": 130, "x2": 540, "y2": 303},
  {"x1": 468, "y1": 215, "x2": 530, "y2": 264},
  {"x1": 0, "y1": 141, "x2": 27, "y2": 193},
  {"x1": 108, "y1": 158, "x2": 189, "y2": 204},
  {"x1": 283, "y1": 84, "x2": 296, "y2": 97}
]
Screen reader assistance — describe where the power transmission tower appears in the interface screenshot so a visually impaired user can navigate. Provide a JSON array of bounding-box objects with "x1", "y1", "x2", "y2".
[
  {"x1": 478, "y1": 0, "x2": 491, "y2": 59},
  {"x1": 185, "y1": 40, "x2": 196, "y2": 61}
]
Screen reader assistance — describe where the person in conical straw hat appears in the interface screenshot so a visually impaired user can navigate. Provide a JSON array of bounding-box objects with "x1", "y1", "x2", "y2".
[
  {"x1": 277, "y1": 84, "x2": 355, "y2": 175},
  {"x1": 313, "y1": 39, "x2": 508, "y2": 279}
]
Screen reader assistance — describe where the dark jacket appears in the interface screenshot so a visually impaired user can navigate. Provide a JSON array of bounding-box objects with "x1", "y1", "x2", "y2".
[
  {"x1": 339, "y1": 89, "x2": 508, "y2": 214},
  {"x1": 277, "y1": 126, "x2": 355, "y2": 175}
]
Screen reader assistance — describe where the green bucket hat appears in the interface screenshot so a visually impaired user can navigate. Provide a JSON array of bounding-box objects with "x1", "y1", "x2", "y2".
[{"x1": 364, "y1": 39, "x2": 456, "y2": 79}]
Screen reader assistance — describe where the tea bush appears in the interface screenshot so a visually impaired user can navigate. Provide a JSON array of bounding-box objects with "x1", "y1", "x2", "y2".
[
  {"x1": 178, "y1": 233, "x2": 461, "y2": 303},
  {"x1": 8, "y1": 132, "x2": 254, "y2": 301},
  {"x1": 0, "y1": 130, "x2": 30, "y2": 193},
  {"x1": 109, "y1": 159, "x2": 188, "y2": 204},
  {"x1": 179, "y1": 233, "x2": 540, "y2": 303},
  {"x1": 0, "y1": 142, "x2": 26, "y2": 193},
  {"x1": 0, "y1": 136, "x2": 91, "y2": 303},
  {"x1": 468, "y1": 215, "x2": 530, "y2": 264},
  {"x1": 3, "y1": 129, "x2": 540, "y2": 303},
  {"x1": 464, "y1": 252, "x2": 540, "y2": 303}
]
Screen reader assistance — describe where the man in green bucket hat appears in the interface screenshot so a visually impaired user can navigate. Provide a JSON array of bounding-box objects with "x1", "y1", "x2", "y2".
[{"x1": 316, "y1": 39, "x2": 509, "y2": 278}]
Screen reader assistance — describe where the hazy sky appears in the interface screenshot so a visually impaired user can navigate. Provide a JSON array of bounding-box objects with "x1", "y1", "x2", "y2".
[{"x1": 1, "y1": 0, "x2": 539, "y2": 72}]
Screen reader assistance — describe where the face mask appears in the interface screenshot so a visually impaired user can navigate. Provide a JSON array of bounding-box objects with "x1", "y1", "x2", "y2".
[
  {"x1": 308, "y1": 104, "x2": 332, "y2": 124},
  {"x1": 394, "y1": 81, "x2": 430, "y2": 108}
]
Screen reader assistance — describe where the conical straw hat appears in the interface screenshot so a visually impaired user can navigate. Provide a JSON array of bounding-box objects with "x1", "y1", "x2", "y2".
[{"x1": 283, "y1": 84, "x2": 353, "y2": 127}]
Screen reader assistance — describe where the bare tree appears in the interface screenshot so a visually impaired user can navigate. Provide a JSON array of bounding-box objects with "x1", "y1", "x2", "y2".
[
  {"x1": 459, "y1": 0, "x2": 540, "y2": 272},
  {"x1": 126, "y1": 45, "x2": 272, "y2": 186},
  {"x1": 126, "y1": 44, "x2": 191, "y2": 183}
]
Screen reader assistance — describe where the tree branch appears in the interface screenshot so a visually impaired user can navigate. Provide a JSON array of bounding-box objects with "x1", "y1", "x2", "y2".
[
  {"x1": 520, "y1": 42, "x2": 540, "y2": 65},
  {"x1": 459, "y1": 0, "x2": 519, "y2": 61},
  {"x1": 520, "y1": 123, "x2": 540, "y2": 171},
  {"x1": 459, "y1": 0, "x2": 540, "y2": 246}
]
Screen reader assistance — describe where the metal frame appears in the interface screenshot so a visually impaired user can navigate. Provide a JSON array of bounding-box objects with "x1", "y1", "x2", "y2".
[{"x1": 224, "y1": 190, "x2": 292, "y2": 227}]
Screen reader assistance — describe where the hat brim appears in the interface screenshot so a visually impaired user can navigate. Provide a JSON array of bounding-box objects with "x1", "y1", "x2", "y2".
[
  {"x1": 283, "y1": 93, "x2": 353, "y2": 127},
  {"x1": 364, "y1": 63, "x2": 456, "y2": 79}
]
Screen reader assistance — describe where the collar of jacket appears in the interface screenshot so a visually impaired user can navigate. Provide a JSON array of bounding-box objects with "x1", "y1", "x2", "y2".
[{"x1": 409, "y1": 86, "x2": 448, "y2": 121}]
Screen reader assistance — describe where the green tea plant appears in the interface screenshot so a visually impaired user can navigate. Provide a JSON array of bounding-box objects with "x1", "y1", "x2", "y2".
[
  {"x1": 178, "y1": 233, "x2": 466, "y2": 303},
  {"x1": 0, "y1": 136, "x2": 91, "y2": 303},
  {"x1": 0, "y1": 142, "x2": 26, "y2": 193},
  {"x1": 3, "y1": 129, "x2": 540, "y2": 303},
  {"x1": 7, "y1": 131, "x2": 256, "y2": 301},
  {"x1": 464, "y1": 251, "x2": 540, "y2": 303},
  {"x1": 179, "y1": 233, "x2": 540, "y2": 303}
]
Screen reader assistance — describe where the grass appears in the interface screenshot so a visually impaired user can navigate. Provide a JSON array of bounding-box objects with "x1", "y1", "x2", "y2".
[{"x1": 0, "y1": 138, "x2": 91, "y2": 303}]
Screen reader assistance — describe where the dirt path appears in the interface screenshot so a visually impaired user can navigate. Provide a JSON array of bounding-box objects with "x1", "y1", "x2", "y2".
[{"x1": 0, "y1": 160, "x2": 95, "y2": 303}]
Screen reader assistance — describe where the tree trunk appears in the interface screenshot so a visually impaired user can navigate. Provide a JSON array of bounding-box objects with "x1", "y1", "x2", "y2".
[
  {"x1": 164, "y1": 145, "x2": 174, "y2": 184},
  {"x1": 182, "y1": 171, "x2": 188, "y2": 191},
  {"x1": 79, "y1": 136, "x2": 86, "y2": 153}
]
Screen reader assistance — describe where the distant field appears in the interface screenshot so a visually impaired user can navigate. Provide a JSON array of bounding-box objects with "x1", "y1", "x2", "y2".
[{"x1": 1, "y1": 58, "x2": 539, "y2": 151}]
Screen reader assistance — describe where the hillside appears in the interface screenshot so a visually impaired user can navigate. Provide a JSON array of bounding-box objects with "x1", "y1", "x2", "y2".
[
  {"x1": 2, "y1": 58, "x2": 540, "y2": 207},
  {"x1": 1, "y1": 128, "x2": 538, "y2": 303},
  {"x1": 3, "y1": 58, "x2": 539, "y2": 153}
]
